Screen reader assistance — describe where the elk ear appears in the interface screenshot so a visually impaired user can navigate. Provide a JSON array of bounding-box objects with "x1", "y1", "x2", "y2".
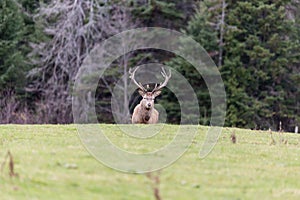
[
  {"x1": 152, "y1": 90, "x2": 161, "y2": 97},
  {"x1": 138, "y1": 89, "x2": 146, "y2": 97}
]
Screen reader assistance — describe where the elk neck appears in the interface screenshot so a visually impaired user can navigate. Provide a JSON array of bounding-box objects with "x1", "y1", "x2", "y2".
[{"x1": 141, "y1": 105, "x2": 152, "y2": 122}]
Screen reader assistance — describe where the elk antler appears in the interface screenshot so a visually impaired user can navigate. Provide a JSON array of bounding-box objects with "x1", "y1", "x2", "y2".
[
  {"x1": 152, "y1": 67, "x2": 171, "y2": 92},
  {"x1": 129, "y1": 66, "x2": 147, "y2": 91}
]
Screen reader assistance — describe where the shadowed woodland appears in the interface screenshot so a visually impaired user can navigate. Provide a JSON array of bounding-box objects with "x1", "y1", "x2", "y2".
[{"x1": 0, "y1": 0, "x2": 299, "y2": 132}]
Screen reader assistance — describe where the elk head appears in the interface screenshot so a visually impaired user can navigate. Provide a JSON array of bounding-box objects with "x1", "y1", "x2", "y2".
[{"x1": 129, "y1": 66, "x2": 171, "y2": 124}]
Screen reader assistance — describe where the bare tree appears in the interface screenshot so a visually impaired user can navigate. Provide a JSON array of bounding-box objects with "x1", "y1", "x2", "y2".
[
  {"x1": 92, "y1": 5, "x2": 143, "y2": 124},
  {"x1": 205, "y1": 0, "x2": 227, "y2": 67},
  {"x1": 218, "y1": 0, "x2": 226, "y2": 67},
  {"x1": 27, "y1": 0, "x2": 132, "y2": 123},
  {"x1": 0, "y1": 89, "x2": 34, "y2": 124},
  {"x1": 0, "y1": 90, "x2": 19, "y2": 124}
]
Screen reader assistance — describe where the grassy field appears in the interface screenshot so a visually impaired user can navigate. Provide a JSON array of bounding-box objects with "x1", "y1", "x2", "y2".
[{"x1": 0, "y1": 124, "x2": 300, "y2": 200}]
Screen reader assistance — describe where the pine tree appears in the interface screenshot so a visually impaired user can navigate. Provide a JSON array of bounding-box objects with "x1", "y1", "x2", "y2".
[
  {"x1": 129, "y1": 0, "x2": 197, "y2": 29},
  {"x1": 286, "y1": 0, "x2": 300, "y2": 129},
  {"x1": 163, "y1": 1, "x2": 220, "y2": 125},
  {"x1": 222, "y1": 0, "x2": 299, "y2": 130},
  {"x1": 170, "y1": 0, "x2": 299, "y2": 130},
  {"x1": 0, "y1": 0, "x2": 26, "y2": 91}
]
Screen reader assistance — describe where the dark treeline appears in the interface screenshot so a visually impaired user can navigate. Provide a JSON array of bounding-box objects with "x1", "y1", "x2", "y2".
[{"x1": 0, "y1": 0, "x2": 299, "y2": 132}]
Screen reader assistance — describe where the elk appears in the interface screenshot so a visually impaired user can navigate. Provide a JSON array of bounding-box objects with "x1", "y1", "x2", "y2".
[{"x1": 129, "y1": 67, "x2": 171, "y2": 124}]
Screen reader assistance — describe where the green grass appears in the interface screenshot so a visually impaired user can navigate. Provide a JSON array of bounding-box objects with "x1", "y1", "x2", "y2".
[{"x1": 1, "y1": 124, "x2": 300, "y2": 200}]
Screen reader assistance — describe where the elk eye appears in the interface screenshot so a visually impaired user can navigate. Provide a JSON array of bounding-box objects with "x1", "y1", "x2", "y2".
[{"x1": 143, "y1": 97, "x2": 153, "y2": 100}]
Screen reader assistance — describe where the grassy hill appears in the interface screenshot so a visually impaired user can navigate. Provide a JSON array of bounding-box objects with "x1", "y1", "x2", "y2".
[{"x1": 1, "y1": 124, "x2": 300, "y2": 200}]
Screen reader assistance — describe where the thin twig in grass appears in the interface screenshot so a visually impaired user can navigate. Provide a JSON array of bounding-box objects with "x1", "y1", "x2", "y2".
[
  {"x1": 225, "y1": 128, "x2": 237, "y2": 143},
  {"x1": 269, "y1": 128, "x2": 276, "y2": 145},
  {"x1": 0, "y1": 150, "x2": 18, "y2": 177},
  {"x1": 279, "y1": 121, "x2": 288, "y2": 145},
  {"x1": 146, "y1": 171, "x2": 162, "y2": 200},
  {"x1": 230, "y1": 131, "x2": 236, "y2": 144}
]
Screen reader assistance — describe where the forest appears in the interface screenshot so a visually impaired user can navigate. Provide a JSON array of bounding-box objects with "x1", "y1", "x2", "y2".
[{"x1": 0, "y1": 0, "x2": 299, "y2": 132}]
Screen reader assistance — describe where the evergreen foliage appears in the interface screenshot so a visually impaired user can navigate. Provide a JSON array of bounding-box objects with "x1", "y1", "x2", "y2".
[
  {"x1": 0, "y1": 0, "x2": 26, "y2": 91},
  {"x1": 166, "y1": 0, "x2": 300, "y2": 130},
  {"x1": 129, "y1": 0, "x2": 196, "y2": 29},
  {"x1": 222, "y1": 0, "x2": 300, "y2": 130}
]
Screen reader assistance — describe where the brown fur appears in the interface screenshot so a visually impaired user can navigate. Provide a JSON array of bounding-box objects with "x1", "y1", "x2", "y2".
[{"x1": 132, "y1": 91, "x2": 161, "y2": 124}]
